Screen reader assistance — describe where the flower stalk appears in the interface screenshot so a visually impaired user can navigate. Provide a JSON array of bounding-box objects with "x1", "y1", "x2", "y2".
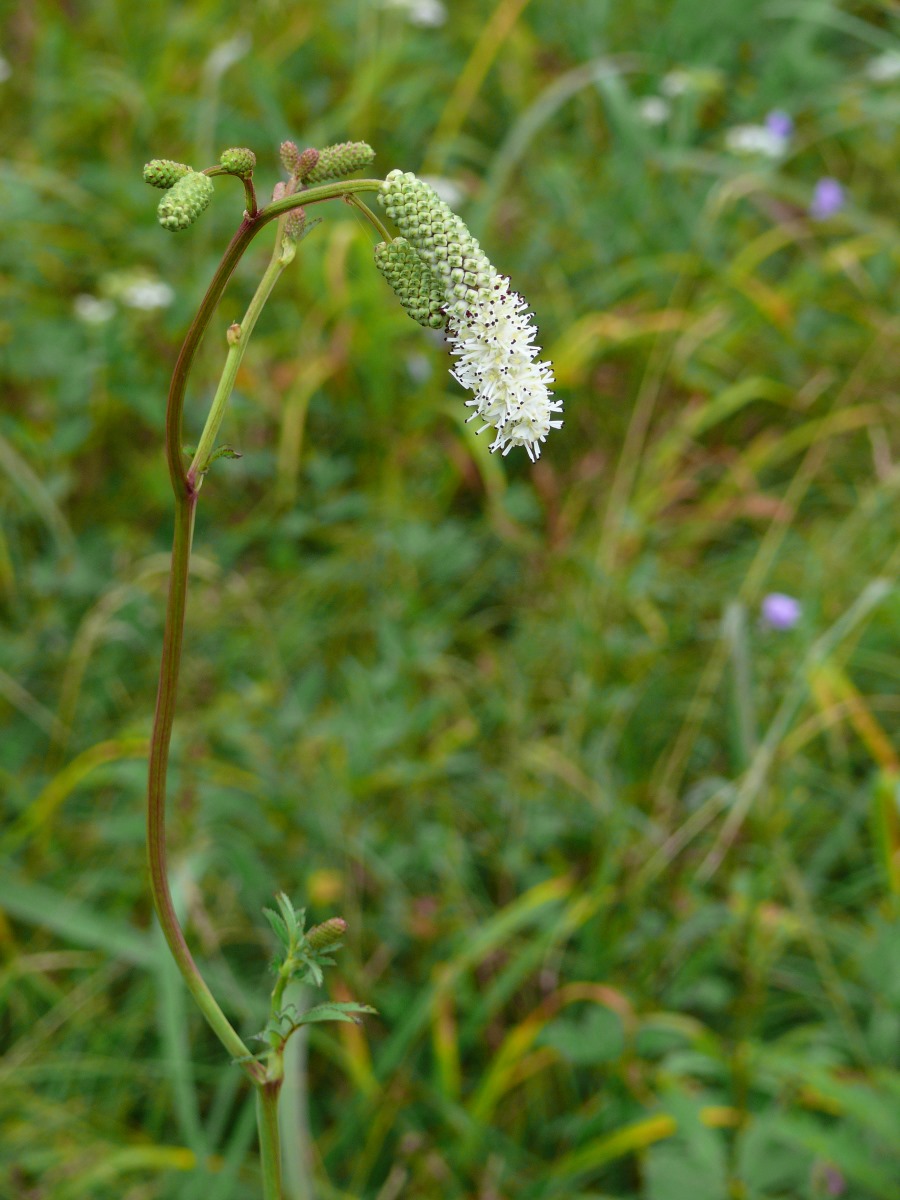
[
  {"x1": 146, "y1": 162, "x2": 385, "y2": 1192},
  {"x1": 145, "y1": 142, "x2": 559, "y2": 1199}
]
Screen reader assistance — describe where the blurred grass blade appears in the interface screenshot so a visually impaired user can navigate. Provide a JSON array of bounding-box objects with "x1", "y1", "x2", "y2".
[{"x1": 0, "y1": 872, "x2": 153, "y2": 966}]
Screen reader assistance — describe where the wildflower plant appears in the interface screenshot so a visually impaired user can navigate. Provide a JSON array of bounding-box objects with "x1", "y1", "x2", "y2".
[{"x1": 143, "y1": 139, "x2": 559, "y2": 1198}]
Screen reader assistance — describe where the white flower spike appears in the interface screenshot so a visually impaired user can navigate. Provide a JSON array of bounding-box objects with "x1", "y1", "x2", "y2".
[
  {"x1": 378, "y1": 170, "x2": 562, "y2": 460},
  {"x1": 447, "y1": 277, "x2": 561, "y2": 461}
]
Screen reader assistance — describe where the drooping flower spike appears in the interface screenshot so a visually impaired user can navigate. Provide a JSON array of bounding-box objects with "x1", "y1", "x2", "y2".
[
  {"x1": 377, "y1": 170, "x2": 562, "y2": 460},
  {"x1": 157, "y1": 171, "x2": 215, "y2": 232}
]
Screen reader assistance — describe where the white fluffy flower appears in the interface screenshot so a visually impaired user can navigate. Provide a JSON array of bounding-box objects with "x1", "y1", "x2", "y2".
[
  {"x1": 73, "y1": 294, "x2": 115, "y2": 324},
  {"x1": 120, "y1": 278, "x2": 175, "y2": 310},
  {"x1": 447, "y1": 275, "x2": 561, "y2": 461},
  {"x1": 866, "y1": 50, "x2": 900, "y2": 82},
  {"x1": 725, "y1": 124, "x2": 787, "y2": 159},
  {"x1": 638, "y1": 96, "x2": 670, "y2": 126}
]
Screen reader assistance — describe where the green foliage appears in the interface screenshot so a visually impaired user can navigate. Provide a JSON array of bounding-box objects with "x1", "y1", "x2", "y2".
[
  {"x1": 256, "y1": 894, "x2": 373, "y2": 1056},
  {"x1": 2, "y1": 1, "x2": 900, "y2": 1198}
]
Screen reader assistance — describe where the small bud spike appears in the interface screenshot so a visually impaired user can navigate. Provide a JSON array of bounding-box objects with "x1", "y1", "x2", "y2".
[
  {"x1": 374, "y1": 238, "x2": 446, "y2": 330},
  {"x1": 303, "y1": 141, "x2": 375, "y2": 184},
  {"x1": 143, "y1": 159, "x2": 193, "y2": 189},
  {"x1": 157, "y1": 171, "x2": 215, "y2": 232},
  {"x1": 219, "y1": 147, "x2": 256, "y2": 177},
  {"x1": 306, "y1": 918, "x2": 347, "y2": 951},
  {"x1": 284, "y1": 206, "x2": 306, "y2": 240},
  {"x1": 295, "y1": 147, "x2": 320, "y2": 181},
  {"x1": 280, "y1": 140, "x2": 301, "y2": 174}
]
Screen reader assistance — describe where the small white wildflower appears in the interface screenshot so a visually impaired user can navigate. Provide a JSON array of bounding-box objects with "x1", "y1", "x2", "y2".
[
  {"x1": 447, "y1": 276, "x2": 561, "y2": 461},
  {"x1": 102, "y1": 269, "x2": 175, "y2": 309},
  {"x1": 661, "y1": 66, "x2": 724, "y2": 98},
  {"x1": 74, "y1": 294, "x2": 115, "y2": 325},
  {"x1": 865, "y1": 50, "x2": 900, "y2": 82},
  {"x1": 99, "y1": 270, "x2": 173, "y2": 311},
  {"x1": 725, "y1": 124, "x2": 787, "y2": 159},
  {"x1": 381, "y1": 0, "x2": 447, "y2": 27},
  {"x1": 204, "y1": 33, "x2": 251, "y2": 79},
  {"x1": 637, "y1": 96, "x2": 670, "y2": 126},
  {"x1": 0, "y1": 54, "x2": 11, "y2": 84},
  {"x1": 120, "y1": 278, "x2": 175, "y2": 310},
  {"x1": 661, "y1": 69, "x2": 692, "y2": 97}
]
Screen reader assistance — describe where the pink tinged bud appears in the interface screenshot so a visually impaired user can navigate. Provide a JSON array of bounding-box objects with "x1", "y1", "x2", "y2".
[
  {"x1": 284, "y1": 206, "x2": 306, "y2": 239},
  {"x1": 296, "y1": 147, "x2": 320, "y2": 180},
  {"x1": 280, "y1": 140, "x2": 301, "y2": 174},
  {"x1": 306, "y1": 917, "x2": 346, "y2": 951}
]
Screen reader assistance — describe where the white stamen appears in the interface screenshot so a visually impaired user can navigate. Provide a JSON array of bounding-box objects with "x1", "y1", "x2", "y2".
[{"x1": 446, "y1": 274, "x2": 562, "y2": 459}]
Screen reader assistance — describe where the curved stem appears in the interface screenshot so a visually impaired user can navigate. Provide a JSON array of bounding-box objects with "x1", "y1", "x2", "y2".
[
  {"x1": 189, "y1": 229, "x2": 292, "y2": 484},
  {"x1": 204, "y1": 165, "x2": 259, "y2": 217},
  {"x1": 147, "y1": 173, "x2": 386, "y2": 1181},
  {"x1": 343, "y1": 192, "x2": 393, "y2": 242},
  {"x1": 260, "y1": 177, "x2": 384, "y2": 223},
  {"x1": 163, "y1": 179, "x2": 385, "y2": 495}
]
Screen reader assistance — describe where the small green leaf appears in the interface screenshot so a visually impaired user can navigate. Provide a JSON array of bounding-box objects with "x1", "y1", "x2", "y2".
[
  {"x1": 262, "y1": 907, "x2": 290, "y2": 949},
  {"x1": 208, "y1": 444, "x2": 242, "y2": 463},
  {"x1": 274, "y1": 893, "x2": 304, "y2": 940},
  {"x1": 295, "y1": 1001, "x2": 377, "y2": 1027}
]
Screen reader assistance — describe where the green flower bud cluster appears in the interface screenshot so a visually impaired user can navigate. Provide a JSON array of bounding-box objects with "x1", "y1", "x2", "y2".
[
  {"x1": 304, "y1": 141, "x2": 375, "y2": 184},
  {"x1": 279, "y1": 141, "x2": 302, "y2": 175},
  {"x1": 377, "y1": 170, "x2": 493, "y2": 318},
  {"x1": 219, "y1": 147, "x2": 256, "y2": 177},
  {"x1": 143, "y1": 159, "x2": 193, "y2": 189},
  {"x1": 374, "y1": 238, "x2": 446, "y2": 330},
  {"x1": 296, "y1": 147, "x2": 320, "y2": 180},
  {"x1": 157, "y1": 171, "x2": 215, "y2": 232},
  {"x1": 284, "y1": 206, "x2": 306, "y2": 240},
  {"x1": 305, "y1": 917, "x2": 347, "y2": 952}
]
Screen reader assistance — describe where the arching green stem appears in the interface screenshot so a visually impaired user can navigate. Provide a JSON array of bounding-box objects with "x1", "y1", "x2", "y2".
[{"x1": 146, "y1": 176, "x2": 384, "y2": 1158}]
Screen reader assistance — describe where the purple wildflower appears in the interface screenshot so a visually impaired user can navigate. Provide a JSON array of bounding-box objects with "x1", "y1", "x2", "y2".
[
  {"x1": 761, "y1": 593, "x2": 801, "y2": 631},
  {"x1": 765, "y1": 110, "x2": 793, "y2": 141},
  {"x1": 810, "y1": 177, "x2": 844, "y2": 220},
  {"x1": 823, "y1": 1165, "x2": 846, "y2": 1197}
]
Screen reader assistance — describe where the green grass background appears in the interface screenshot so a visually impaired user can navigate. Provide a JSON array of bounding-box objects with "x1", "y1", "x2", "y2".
[{"x1": 2, "y1": 0, "x2": 900, "y2": 1196}]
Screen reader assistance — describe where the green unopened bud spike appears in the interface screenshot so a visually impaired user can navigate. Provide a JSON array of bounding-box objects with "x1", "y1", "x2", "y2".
[
  {"x1": 374, "y1": 237, "x2": 446, "y2": 330},
  {"x1": 157, "y1": 171, "x2": 215, "y2": 232},
  {"x1": 306, "y1": 917, "x2": 347, "y2": 952},
  {"x1": 304, "y1": 141, "x2": 375, "y2": 184},
  {"x1": 219, "y1": 147, "x2": 256, "y2": 177},
  {"x1": 378, "y1": 170, "x2": 493, "y2": 317},
  {"x1": 143, "y1": 159, "x2": 193, "y2": 189}
]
